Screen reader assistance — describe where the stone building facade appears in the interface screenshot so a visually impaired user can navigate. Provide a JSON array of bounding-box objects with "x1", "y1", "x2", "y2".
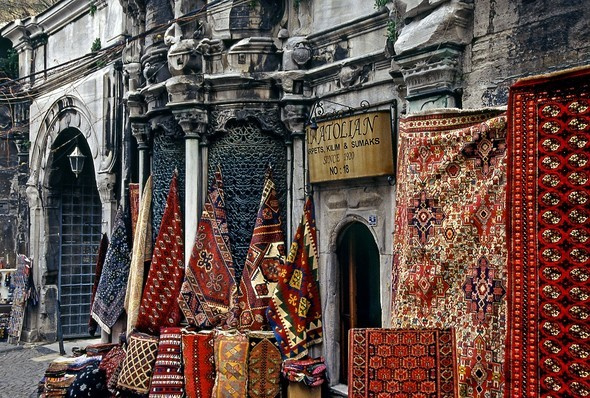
[{"x1": 0, "y1": 0, "x2": 589, "y2": 394}]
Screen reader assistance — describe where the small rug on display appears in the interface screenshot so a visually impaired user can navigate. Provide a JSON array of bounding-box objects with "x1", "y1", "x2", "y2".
[
  {"x1": 98, "y1": 345, "x2": 126, "y2": 397},
  {"x1": 7, "y1": 254, "x2": 32, "y2": 344},
  {"x1": 136, "y1": 172, "x2": 184, "y2": 335},
  {"x1": 237, "y1": 167, "x2": 286, "y2": 331},
  {"x1": 149, "y1": 327, "x2": 184, "y2": 398},
  {"x1": 88, "y1": 233, "x2": 108, "y2": 337},
  {"x1": 348, "y1": 328, "x2": 456, "y2": 398},
  {"x1": 182, "y1": 330, "x2": 215, "y2": 398},
  {"x1": 178, "y1": 166, "x2": 238, "y2": 328},
  {"x1": 65, "y1": 362, "x2": 107, "y2": 398},
  {"x1": 267, "y1": 196, "x2": 323, "y2": 360},
  {"x1": 212, "y1": 331, "x2": 249, "y2": 398},
  {"x1": 391, "y1": 109, "x2": 507, "y2": 398},
  {"x1": 90, "y1": 206, "x2": 132, "y2": 334},
  {"x1": 129, "y1": 182, "x2": 140, "y2": 243},
  {"x1": 125, "y1": 176, "x2": 153, "y2": 334},
  {"x1": 116, "y1": 332, "x2": 159, "y2": 395},
  {"x1": 282, "y1": 357, "x2": 327, "y2": 387},
  {"x1": 247, "y1": 331, "x2": 282, "y2": 398},
  {"x1": 505, "y1": 66, "x2": 590, "y2": 398}
]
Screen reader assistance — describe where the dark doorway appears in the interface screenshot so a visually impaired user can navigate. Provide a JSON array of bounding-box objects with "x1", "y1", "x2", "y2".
[
  {"x1": 51, "y1": 129, "x2": 102, "y2": 338},
  {"x1": 337, "y1": 222, "x2": 381, "y2": 384}
]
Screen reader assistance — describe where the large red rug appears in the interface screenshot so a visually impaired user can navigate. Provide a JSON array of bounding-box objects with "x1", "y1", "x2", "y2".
[
  {"x1": 237, "y1": 167, "x2": 286, "y2": 331},
  {"x1": 505, "y1": 66, "x2": 590, "y2": 398},
  {"x1": 348, "y1": 328, "x2": 456, "y2": 398},
  {"x1": 136, "y1": 172, "x2": 184, "y2": 335},
  {"x1": 178, "y1": 166, "x2": 238, "y2": 328},
  {"x1": 267, "y1": 196, "x2": 323, "y2": 360},
  {"x1": 392, "y1": 109, "x2": 507, "y2": 397}
]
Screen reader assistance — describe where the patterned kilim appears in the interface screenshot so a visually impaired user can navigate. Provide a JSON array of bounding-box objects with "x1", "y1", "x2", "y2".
[
  {"x1": 149, "y1": 327, "x2": 184, "y2": 398},
  {"x1": 7, "y1": 254, "x2": 31, "y2": 344},
  {"x1": 212, "y1": 332, "x2": 249, "y2": 398},
  {"x1": 125, "y1": 176, "x2": 153, "y2": 334},
  {"x1": 182, "y1": 330, "x2": 216, "y2": 398},
  {"x1": 88, "y1": 234, "x2": 108, "y2": 337},
  {"x1": 91, "y1": 206, "x2": 132, "y2": 334},
  {"x1": 237, "y1": 167, "x2": 286, "y2": 331},
  {"x1": 267, "y1": 196, "x2": 322, "y2": 360},
  {"x1": 129, "y1": 183, "x2": 140, "y2": 243},
  {"x1": 391, "y1": 110, "x2": 508, "y2": 397},
  {"x1": 116, "y1": 332, "x2": 159, "y2": 394},
  {"x1": 136, "y1": 172, "x2": 184, "y2": 335},
  {"x1": 247, "y1": 331, "x2": 282, "y2": 398},
  {"x1": 348, "y1": 328, "x2": 456, "y2": 398},
  {"x1": 98, "y1": 345, "x2": 126, "y2": 396},
  {"x1": 178, "y1": 167, "x2": 238, "y2": 328},
  {"x1": 505, "y1": 67, "x2": 590, "y2": 398}
]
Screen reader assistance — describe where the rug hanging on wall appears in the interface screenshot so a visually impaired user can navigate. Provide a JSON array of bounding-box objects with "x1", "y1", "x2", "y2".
[
  {"x1": 247, "y1": 331, "x2": 282, "y2": 398},
  {"x1": 182, "y1": 330, "x2": 216, "y2": 398},
  {"x1": 7, "y1": 254, "x2": 32, "y2": 344},
  {"x1": 348, "y1": 328, "x2": 456, "y2": 398},
  {"x1": 91, "y1": 206, "x2": 132, "y2": 334},
  {"x1": 125, "y1": 176, "x2": 153, "y2": 334},
  {"x1": 505, "y1": 66, "x2": 590, "y2": 398},
  {"x1": 267, "y1": 196, "x2": 322, "y2": 360},
  {"x1": 88, "y1": 234, "x2": 108, "y2": 337},
  {"x1": 237, "y1": 167, "x2": 286, "y2": 331},
  {"x1": 149, "y1": 327, "x2": 184, "y2": 398},
  {"x1": 129, "y1": 182, "x2": 140, "y2": 244},
  {"x1": 136, "y1": 172, "x2": 184, "y2": 335},
  {"x1": 178, "y1": 166, "x2": 238, "y2": 328},
  {"x1": 391, "y1": 109, "x2": 507, "y2": 398}
]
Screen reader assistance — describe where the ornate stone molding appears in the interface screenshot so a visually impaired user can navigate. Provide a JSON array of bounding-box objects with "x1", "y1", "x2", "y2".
[
  {"x1": 96, "y1": 172, "x2": 117, "y2": 205},
  {"x1": 131, "y1": 121, "x2": 150, "y2": 149},
  {"x1": 150, "y1": 115, "x2": 184, "y2": 140},
  {"x1": 166, "y1": 75, "x2": 204, "y2": 105},
  {"x1": 208, "y1": 106, "x2": 287, "y2": 140},
  {"x1": 172, "y1": 108, "x2": 208, "y2": 139}
]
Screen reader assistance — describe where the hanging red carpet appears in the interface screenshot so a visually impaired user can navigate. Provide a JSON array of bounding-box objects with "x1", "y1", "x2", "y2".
[
  {"x1": 149, "y1": 327, "x2": 184, "y2": 398},
  {"x1": 247, "y1": 331, "x2": 282, "y2": 398},
  {"x1": 391, "y1": 110, "x2": 507, "y2": 398},
  {"x1": 136, "y1": 172, "x2": 184, "y2": 335},
  {"x1": 505, "y1": 67, "x2": 590, "y2": 398},
  {"x1": 348, "y1": 328, "x2": 456, "y2": 398},
  {"x1": 129, "y1": 182, "x2": 140, "y2": 243},
  {"x1": 178, "y1": 167, "x2": 238, "y2": 328},
  {"x1": 267, "y1": 196, "x2": 322, "y2": 360},
  {"x1": 182, "y1": 330, "x2": 216, "y2": 398},
  {"x1": 88, "y1": 234, "x2": 108, "y2": 337},
  {"x1": 237, "y1": 167, "x2": 286, "y2": 331},
  {"x1": 91, "y1": 206, "x2": 132, "y2": 334},
  {"x1": 212, "y1": 331, "x2": 249, "y2": 398}
]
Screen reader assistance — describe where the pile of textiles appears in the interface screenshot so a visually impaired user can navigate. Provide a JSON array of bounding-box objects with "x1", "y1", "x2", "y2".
[
  {"x1": 281, "y1": 357, "x2": 327, "y2": 387},
  {"x1": 40, "y1": 356, "x2": 102, "y2": 398}
]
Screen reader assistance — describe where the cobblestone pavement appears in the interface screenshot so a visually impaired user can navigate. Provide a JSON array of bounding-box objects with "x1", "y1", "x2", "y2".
[{"x1": 0, "y1": 338, "x2": 100, "y2": 398}]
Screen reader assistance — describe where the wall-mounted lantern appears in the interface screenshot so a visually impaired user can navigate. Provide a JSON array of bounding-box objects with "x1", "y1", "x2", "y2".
[{"x1": 68, "y1": 145, "x2": 85, "y2": 178}]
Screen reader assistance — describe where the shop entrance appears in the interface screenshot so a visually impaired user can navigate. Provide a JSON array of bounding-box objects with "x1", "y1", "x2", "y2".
[
  {"x1": 51, "y1": 129, "x2": 102, "y2": 338},
  {"x1": 337, "y1": 222, "x2": 381, "y2": 384}
]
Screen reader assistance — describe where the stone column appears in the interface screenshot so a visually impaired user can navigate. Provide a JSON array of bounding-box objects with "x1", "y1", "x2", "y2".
[
  {"x1": 131, "y1": 122, "x2": 150, "y2": 197},
  {"x1": 172, "y1": 108, "x2": 208, "y2": 264}
]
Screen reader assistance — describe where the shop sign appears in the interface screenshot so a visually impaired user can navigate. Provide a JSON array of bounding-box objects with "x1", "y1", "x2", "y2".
[{"x1": 307, "y1": 111, "x2": 394, "y2": 183}]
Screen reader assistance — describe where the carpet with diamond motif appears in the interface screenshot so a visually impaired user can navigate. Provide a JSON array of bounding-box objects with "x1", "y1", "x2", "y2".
[
  {"x1": 505, "y1": 66, "x2": 590, "y2": 398},
  {"x1": 391, "y1": 109, "x2": 507, "y2": 398}
]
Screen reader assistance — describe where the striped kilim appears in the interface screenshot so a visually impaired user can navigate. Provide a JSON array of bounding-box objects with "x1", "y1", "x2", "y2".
[
  {"x1": 505, "y1": 66, "x2": 590, "y2": 398},
  {"x1": 178, "y1": 166, "x2": 238, "y2": 328},
  {"x1": 391, "y1": 110, "x2": 508, "y2": 397},
  {"x1": 116, "y1": 332, "x2": 159, "y2": 394},
  {"x1": 136, "y1": 172, "x2": 184, "y2": 335},
  {"x1": 247, "y1": 331, "x2": 281, "y2": 398},
  {"x1": 149, "y1": 327, "x2": 184, "y2": 398},
  {"x1": 237, "y1": 167, "x2": 286, "y2": 331},
  {"x1": 212, "y1": 331, "x2": 249, "y2": 398},
  {"x1": 267, "y1": 196, "x2": 323, "y2": 360},
  {"x1": 91, "y1": 206, "x2": 132, "y2": 334},
  {"x1": 182, "y1": 330, "x2": 216, "y2": 398}
]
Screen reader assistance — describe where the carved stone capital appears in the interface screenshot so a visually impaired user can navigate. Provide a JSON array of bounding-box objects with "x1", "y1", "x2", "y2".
[
  {"x1": 172, "y1": 108, "x2": 208, "y2": 139},
  {"x1": 131, "y1": 122, "x2": 150, "y2": 149},
  {"x1": 127, "y1": 91, "x2": 146, "y2": 119},
  {"x1": 281, "y1": 101, "x2": 312, "y2": 139},
  {"x1": 96, "y1": 172, "x2": 117, "y2": 205}
]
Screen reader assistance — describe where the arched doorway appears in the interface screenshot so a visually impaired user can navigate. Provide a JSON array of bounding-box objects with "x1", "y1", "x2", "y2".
[
  {"x1": 49, "y1": 129, "x2": 102, "y2": 338},
  {"x1": 337, "y1": 222, "x2": 381, "y2": 384}
]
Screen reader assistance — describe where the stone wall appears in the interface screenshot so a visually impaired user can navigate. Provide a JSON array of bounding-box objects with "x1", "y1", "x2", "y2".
[{"x1": 463, "y1": 0, "x2": 590, "y2": 107}]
